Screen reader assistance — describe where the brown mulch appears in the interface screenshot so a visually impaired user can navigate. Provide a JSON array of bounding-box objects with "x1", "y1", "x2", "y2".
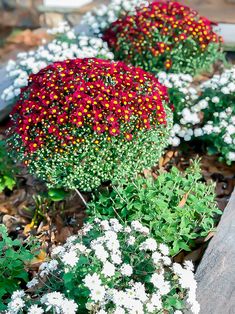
[{"x1": 0, "y1": 28, "x2": 53, "y2": 64}]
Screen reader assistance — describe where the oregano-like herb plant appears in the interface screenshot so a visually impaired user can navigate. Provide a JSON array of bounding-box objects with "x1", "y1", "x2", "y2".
[{"x1": 88, "y1": 161, "x2": 221, "y2": 255}]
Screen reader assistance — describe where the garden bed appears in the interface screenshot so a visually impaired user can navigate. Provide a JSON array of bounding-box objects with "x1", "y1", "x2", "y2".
[{"x1": 1, "y1": 1, "x2": 235, "y2": 313}]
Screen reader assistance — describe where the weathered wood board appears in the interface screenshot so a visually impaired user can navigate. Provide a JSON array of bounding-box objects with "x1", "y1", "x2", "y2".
[{"x1": 196, "y1": 190, "x2": 235, "y2": 314}]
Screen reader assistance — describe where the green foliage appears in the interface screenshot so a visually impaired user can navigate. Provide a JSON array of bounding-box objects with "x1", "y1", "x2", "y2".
[
  {"x1": 48, "y1": 188, "x2": 69, "y2": 202},
  {"x1": 0, "y1": 140, "x2": 16, "y2": 193},
  {"x1": 0, "y1": 225, "x2": 38, "y2": 310},
  {"x1": 88, "y1": 161, "x2": 221, "y2": 255},
  {"x1": 21, "y1": 118, "x2": 172, "y2": 192}
]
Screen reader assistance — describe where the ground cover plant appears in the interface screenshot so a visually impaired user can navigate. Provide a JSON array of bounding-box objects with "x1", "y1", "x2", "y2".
[
  {"x1": 7, "y1": 58, "x2": 172, "y2": 192},
  {"x1": 102, "y1": 1, "x2": 223, "y2": 75},
  {"x1": 0, "y1": 225, "x2": 39, "y2": 310},
  {"x1": 192, "y1": 66, "x2": 235, "y2": 164},
  {"x1": 156, "y1": 72, "x2": 199, "y2": 146},
  {"x1": 0, "y1": 139, "x2": 16, "y2": 193},
  {"x1": 6, "y1": 219, "x2": 200, "y2": 314},
  {"x1": 160, "y1": 66, "x2": 235, "y2": 165},
  {"x1": 88, "y1": 161, "x2": 221, "y2": 256}
]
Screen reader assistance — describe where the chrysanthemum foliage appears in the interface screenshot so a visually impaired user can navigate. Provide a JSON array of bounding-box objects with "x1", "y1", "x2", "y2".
[
  {"x1": 7, "y1": 219, "x2": 200, "y2": 314},
  {"x1": 103, "y1": 1, "x2": 223, "y2": 75},
  {"x1": 8, "y1": 58, "x2": 172, "y2": 191}
]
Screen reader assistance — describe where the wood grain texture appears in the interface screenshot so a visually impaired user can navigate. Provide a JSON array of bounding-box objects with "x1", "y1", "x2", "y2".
[{"x1": 196, "y1": 189, "x2": 235, "y2": 314}]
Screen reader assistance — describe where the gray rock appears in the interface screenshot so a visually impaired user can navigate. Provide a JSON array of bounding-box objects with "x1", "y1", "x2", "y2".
[
  {"x1": 2, "y1": 0, "x2": 17, "y2": 11},
  {"x1": 196, "y1": 189, "x2": 235, "y2": 314},
  {"x1": 0, "y1": 66, "x2": 14, "y2": 121}
]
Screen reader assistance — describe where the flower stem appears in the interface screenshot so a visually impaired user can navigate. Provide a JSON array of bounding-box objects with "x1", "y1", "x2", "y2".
[{"x1": 75, "y1": 188, "x2": 87, "y2": 207}]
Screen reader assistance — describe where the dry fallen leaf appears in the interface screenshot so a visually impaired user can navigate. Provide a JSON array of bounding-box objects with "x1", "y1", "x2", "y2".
[
  {"x1": 158, "y1": 157, "x2": 164, "y2": 169},
  {"x1": 178, "y1": 192, "x2": 190, "y2": 208},
  {"x1": 23, "y1": 221, "x2": 35, "y2": 235},
  {"x1": 55, "y1": 226, "x2": 73, "y2": 243},
  {"x1": 203, "y1": 231, "x2": 215, "y2": 242},
  {"x1": 143, "y1": 169, "x2": 152, "y2": 179},
  {"x1": 2, "y1": 214, "x2": 20, "y2": 230},
  {"x1": 28, "y1": 249, "x2": 47, "y2": 270}
]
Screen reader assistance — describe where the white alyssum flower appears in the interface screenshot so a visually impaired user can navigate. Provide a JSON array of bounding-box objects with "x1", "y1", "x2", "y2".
[
  {"x1": 81, "y1": 0, "x2": 148, "y2": 36},
  {"x1": 140, "y1": 238, "x2": 158, "y2": 251},
  {"x1": 26, "y1": 278, "x2": 39, "y2": 289},
  {"x1": 6, "y1": 219, "x2": 200, "y2": 314},
  {"x1": 127, "y1": 235, "x2": 136, "y2": 245},
  {"x1": 157, "y1": 71, "x2": 201, "y2": 146},
  {"x1": 94, "y1": 244, "x2": 109, "y2": 262},
  {"x1": 102, "y1": 261, "x2": 116, "y2": 277},
  {"x1": 7, "y1": 297, "x2": 25, "y2": 313},
  {"x1": 60, "y1": 299, "x2": 78, "y2": 314},
  {"x1": 27, "y1": 305, "x2": 44, "y2": 314},
  {"x1": 41, "y1": 292, "x2": 65, "y2": 311},
  {"x1": 90, "y1": 285, "x2": 106, "y2": 302},
  {"x1": 159, "y1": 243, "x2": 169, "y2": 256},
  {"x1": 84, "y1": 273, "x2": 102, "y2": 290},
  {"x1": 120, "y1": 263, "x2": 133, "y2": 276},
  {"x1": 11, "y1": 290, "x2": 25, "y2": 299},
  {"x1": 151, "y1": 273, "x2": 171, "y2": 295},
  {"x1": 62, "y1": 250, "x2": 79, "y2": 267}
]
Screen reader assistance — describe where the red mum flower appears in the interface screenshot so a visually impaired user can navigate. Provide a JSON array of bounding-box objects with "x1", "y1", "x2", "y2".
[
  {"x1": 9, "y1": 58, "x2": 170, "y2": 154},
  {"x1": 103, "y1": 1, "x2": 222, "y2": 75}
]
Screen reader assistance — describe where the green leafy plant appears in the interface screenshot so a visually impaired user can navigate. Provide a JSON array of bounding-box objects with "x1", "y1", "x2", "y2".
[
  {"x1": 88, "y1": 161, "x2": 221, "y2": 255},
  {"x1": 0, "y1": 139, "x2": 16, "y2": 192},
  {"x1": 0, "y1": 225, "x2": 39, "y2": 310},
  {"x1": 6, "y1": 219, "x2": 200, "y2": 314}
]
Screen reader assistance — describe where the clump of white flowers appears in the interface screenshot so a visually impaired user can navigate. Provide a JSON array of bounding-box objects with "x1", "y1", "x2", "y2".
[
  {"x1": 1, "y1": 22, "x2": 113, "y2": 104},
  {"x1": 156, "y1": 72, "x2": 201, "y2": 146},
  {"x1": 157, "y1": 67, "x2": 235, "y2": 164},
  {"x1": 6, "y1": 290, "x2": 78, "y2": 314},
  {"x1": 81, "y1": 0, "x2": 149, "y2": 36},
  {"x1": 192, "y1": 66, "x2": 235, "y2": 164},
  {"x1": 7, "y1": 219, "x2": 200, "y2": 314}
]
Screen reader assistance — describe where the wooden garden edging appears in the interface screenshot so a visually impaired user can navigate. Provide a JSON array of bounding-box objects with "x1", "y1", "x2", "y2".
[{"x1": 195, "y1": 189, "x2": 235, "y2": 314}]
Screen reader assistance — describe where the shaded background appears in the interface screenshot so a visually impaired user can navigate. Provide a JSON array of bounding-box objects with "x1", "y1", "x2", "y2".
[{"x1": 0, "y1": 0, "x2": 235, "y2": 63}]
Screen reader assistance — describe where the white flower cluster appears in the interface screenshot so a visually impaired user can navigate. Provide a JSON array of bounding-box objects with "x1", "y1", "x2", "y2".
[
  {"x1": 47, "y1": 21, "x2": 75, "y2": 39},
  {"x1": 156, "y1": 72, "x2": 200, "y2": 146},
  {"x1": 7, "y1": 218, "x2": 200, "y2": 314},
  {"x1": 81, "y1": 0, "x2": 149, "y2": 35},
  {"x1": 1, "y1": 22, "x2": 113, "y2": 104},
  {"x1": 157, "y1": 67, "x2": 235, "y2": 163},
  {"x1": 192, "y1": 67, "x2": 235, "y2": 162},
  {"x1": 6, "y1": 290, "x2": 77, "y2": 314}
]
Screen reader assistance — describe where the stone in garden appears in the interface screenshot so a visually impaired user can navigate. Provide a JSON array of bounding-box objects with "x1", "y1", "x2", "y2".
[
  {"x1": 0, "y1": 66, "x2": 14, "y2": 121},
  {"x1": 196, "y1": 190, "x2": 235, "y2": 314}
]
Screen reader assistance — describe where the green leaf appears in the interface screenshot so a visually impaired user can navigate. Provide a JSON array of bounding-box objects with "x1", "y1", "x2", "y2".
[
  {"x1": 3, "y1": 176, "x2": 16, "y2": 190},
  {"x1": 48, "y1": 188, "x2": 68, "y2": 201}
]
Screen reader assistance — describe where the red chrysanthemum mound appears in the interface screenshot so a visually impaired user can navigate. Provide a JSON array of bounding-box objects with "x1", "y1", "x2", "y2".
[
  {"x1": 11, "y1": 58, "x2": 168, "y2": 154},
  {"x1": 103, "y1": 1, "x2": 223, "y2": 75},
  {"x1": 8, "y1": 58, "x2": 172, "y2": 191}
]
